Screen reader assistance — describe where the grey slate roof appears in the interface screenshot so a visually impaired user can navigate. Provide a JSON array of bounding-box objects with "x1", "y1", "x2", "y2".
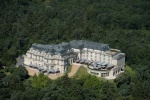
[
  {"x1": 113, "y1": 53, "x2": 125, "y2": 60},
  {"x1": 69, "y1": 40, "x2": 109, "y2": 51},
  {"x1": 31, "y1": 40, "x2": 110, "y2": 55}
]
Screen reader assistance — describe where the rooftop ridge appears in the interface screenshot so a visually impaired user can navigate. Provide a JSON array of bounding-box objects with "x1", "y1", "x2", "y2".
[{"x1": 31, "y1": 40, "x2": 110, "y2": 51}]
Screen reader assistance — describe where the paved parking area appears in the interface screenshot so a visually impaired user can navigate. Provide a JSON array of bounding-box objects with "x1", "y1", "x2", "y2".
[{"x1": 16, "y1": 56, "x2": 24, "y2": 67}]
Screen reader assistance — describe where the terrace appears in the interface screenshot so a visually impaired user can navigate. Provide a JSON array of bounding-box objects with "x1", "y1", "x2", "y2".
[
  {"x1": 75, "y1": 59, "x2": 114, "y2": 71},
  {"x1": 29, "y1": 64, "x2": 60, "y2": 74},
  {"x1": 105, "y1": 49, "x2": 121, "y2": 56}
]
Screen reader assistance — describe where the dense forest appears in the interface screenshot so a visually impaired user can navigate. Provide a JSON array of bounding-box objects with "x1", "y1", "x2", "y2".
[{"x1": 0, "y1": 0, "x2": 150, "y2": 100}]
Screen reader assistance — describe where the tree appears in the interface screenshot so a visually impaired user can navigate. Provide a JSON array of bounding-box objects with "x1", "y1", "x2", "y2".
[
  {"x1": 55, "y1": 74, "x2": 71, "y2": 89},
  {"x1": 2, "y1": 75, "x2": 24, "y2": 90},
  {"x1": 0, "y1": 72, "x2": 6, "y2": 80},
  {"x1": 0, "y1": 61, "x2": 2, "y2": 69},
  {"x1": 11, "y1": 91, "x2": 23, "y2": 100},
  {"x1": 99, "y1": 81, "x2": 118, "y2": 100},
  {"x1": 83, "y1": 75, "x2": 102, "y2": 90},
  {"x1": 13, "y1": 65, "x2": 29, "y2": 80},
  {"x1": 131, "y1": 66, "x2": 150, "y2": 100},
  {"x1": 32, "y1": 73, "x2": 51, "y2": 89}
]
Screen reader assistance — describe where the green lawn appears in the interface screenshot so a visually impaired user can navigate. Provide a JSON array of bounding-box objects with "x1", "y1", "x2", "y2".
[
  {"x1": 74, "y1": 66, "x2": 107, "y2": 81},
  {"x1": 66, "y1": 65, "x2": 72, "y2": 74},
  {"x1": 74, "y1": 66, "x2": 89, "y2": 78}
]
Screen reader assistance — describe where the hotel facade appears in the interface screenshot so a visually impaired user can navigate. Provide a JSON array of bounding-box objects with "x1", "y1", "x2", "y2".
[{"x1": 24, "y1": 40, "x2": 125, "y2": 79}]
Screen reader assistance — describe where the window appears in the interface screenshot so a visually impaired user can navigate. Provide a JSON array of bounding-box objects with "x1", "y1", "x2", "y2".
[
  {"x1": 90, "y1": 71, "x2": 99, "y2": 75},
  {"x1": 101, "y1": 72, "x2": 109, "y2": 77},
  {"x1": 113, "y1": 72, "x2": 115, "y2": 76}
]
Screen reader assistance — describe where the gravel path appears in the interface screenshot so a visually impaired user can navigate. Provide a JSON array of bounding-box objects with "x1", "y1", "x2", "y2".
[
  {"x1": 68, "y1": 63, "x2": 81, "y2": 77},
  {"x1": 26, "y1": 67, "x2": 39, "y2": 76}
]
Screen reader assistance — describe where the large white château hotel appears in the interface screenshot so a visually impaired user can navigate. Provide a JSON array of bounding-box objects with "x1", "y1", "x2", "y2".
[{"x1": 24, "y1": 40, "x2": 125, "y2": 79}]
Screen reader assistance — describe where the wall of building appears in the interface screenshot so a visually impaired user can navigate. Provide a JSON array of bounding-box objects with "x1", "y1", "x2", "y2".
[
  {"x1": 87, "y1": 69, "x2": 111, "y2": 77},
  {"x1": 24, "y1": 47, "x2": 75, "y2": 73},
  {"x1": 24, "y1": 41, "x2": 125, "y2": 79}
]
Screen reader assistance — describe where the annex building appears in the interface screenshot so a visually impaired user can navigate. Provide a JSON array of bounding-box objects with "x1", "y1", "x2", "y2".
[{"x1": 24, "y1": 40, "x2": 125, "y2": 79}]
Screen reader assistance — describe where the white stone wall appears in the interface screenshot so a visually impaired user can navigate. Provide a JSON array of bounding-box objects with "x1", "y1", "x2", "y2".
[
  {"x1": 72, "y1": 48, "x2": 80, "y2": 59},
  {"x1": 24, "y1": 47, "x2": 74, "y2": 74},
  {"x1": 112, "y1": 59, "x2": 117, "y2": 65},
  {"x1": 87, "y1": 69, "x2": 111, "y2": 78},
  {"x1": 24, "y1": 44, "x2": 125, "y2": 78},
  {"x1": 71, "y1": 47, "x2": 125, "y2": 79},
  {"x1": 80, "y1": 48, "x2": 114, "y2": 64}
]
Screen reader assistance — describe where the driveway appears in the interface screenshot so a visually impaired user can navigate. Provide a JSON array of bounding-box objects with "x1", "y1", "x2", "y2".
[{"x1": 16, "y1": 56, "x2": 24, "y2": 67}]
